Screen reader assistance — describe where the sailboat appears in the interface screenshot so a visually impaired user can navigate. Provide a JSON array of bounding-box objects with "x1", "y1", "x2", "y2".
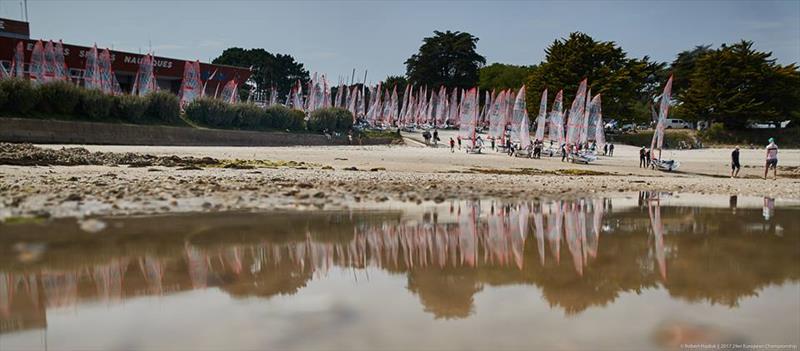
[
  {"x1": 650, "y1": 76, "x2": 680, "y2": 171},
  {"x1": 459, "y1": 88, "x2": 481, "y2": 153},
  {"x1": 510, "y1": 85, "x2": 533, "y2": 157}
]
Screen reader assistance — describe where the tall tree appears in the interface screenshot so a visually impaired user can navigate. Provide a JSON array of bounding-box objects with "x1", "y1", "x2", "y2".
[
  {"x1": 677, "y1": 41, "x2": 800, "y2": 129},
  {"x1": 670, "y1": 45, "x2": 712, "y2": 96},
  {"x1": 405, "y1": 30, "x2": 486, "y2": 89},
  {"x1": 526, "y1": 32, "x2": 665, "y2": 122},
  {"x1": 213, "y1": 48, "x2": 310, "y2": 102},
  {"x1": 478, "y1": 63, "x2": 536, "y2": 91}
]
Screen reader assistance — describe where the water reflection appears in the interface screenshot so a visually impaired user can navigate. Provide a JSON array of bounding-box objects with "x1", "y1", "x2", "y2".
[{"x1": 1, "y1": 194, "x2": 798, "y2": 334}]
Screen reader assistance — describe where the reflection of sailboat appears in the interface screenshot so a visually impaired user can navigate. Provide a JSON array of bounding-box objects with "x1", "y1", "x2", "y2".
[
  {"x1": 509, "y1": 204, "x2": 528, "y2": 269},
  {"x1": 185, "y1": 245, "x2": 209, "y2": 289},
  {"x1": 648, "y1": 198, "x2": 668, "y2": 281},
  {"x1": 546, "y1": 202, "x2": 562, "y2": 264},
  {"x1": 93, "y1": 259, "x2": 129, "y2": 303},
  {"x1": 533, "y1": 208, "x2": 546, "y2": 266},
  {"x1": 138, "y1": 256, "x2": 164, "y2": 295},
  {"x1": 564, "y1": 202, "x2": 584, "y2": 276}
]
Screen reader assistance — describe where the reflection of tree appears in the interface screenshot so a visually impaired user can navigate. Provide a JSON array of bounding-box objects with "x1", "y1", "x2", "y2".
[
  {"x1": 407, "y1": 268, "x2": 482, "y2": 319},
  {"x1": 1, "y1": 201, "x2": 798, "y2": 328}
]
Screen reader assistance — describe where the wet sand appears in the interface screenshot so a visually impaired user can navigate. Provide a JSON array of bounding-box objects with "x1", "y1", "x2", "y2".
[{"x1": 1, "y1": 133, "x2": 798, "y2": 219}]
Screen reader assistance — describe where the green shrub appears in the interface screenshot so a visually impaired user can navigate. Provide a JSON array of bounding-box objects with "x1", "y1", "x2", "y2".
[
  {"x1": 264, "y1": 105, "x2": 290, "y2": 129},
  {"x1": 113, "y1": 94, "x2": 148, "y2": 122},
  {"x1": 0, "y1": 83, "x2": 8, "y2": 111},
  {"x1": 37, "y1": 81, "x2": 81, "y2": 115},
  {"x1": 0, "y1": 78, "x2": 39, "y2": 115},
  {"x1": 78, "y1": 89, "x2": 114, "y2": 119},
  {"x1": 698, "y1": 123, "x2": 728, "y2": 141},
  {"x1": 308, "y1": 107, "x2": 353, "y2": 133},
  {"x1": 145, "y1": 91, "x2": 181, "y2": 123},
  {"x1": 286, "y1": 109, "x2": 306, "y2": 131},
  {"x1": 184, "y1": 97, "x2": 236, "y2": 128},
  {"x1": 233, "y1": 103, "x2": 266, "y2": 129}
]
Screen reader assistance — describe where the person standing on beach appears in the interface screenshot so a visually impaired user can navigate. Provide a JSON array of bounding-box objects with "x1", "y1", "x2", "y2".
[
  {"x1": 645, "y1": 148, "x2": 652, "y2": 168},
  {"x1": 433, "y1": 129, "x2": 439, "y2": 146},
  {"x1": 561, "y1": 144, "x2": 567, "y2": 162},
  {"x1": 449, "y1": 137, "x2": 455, "y2": 153},
  {"x1": 457, "y1": 136, "x2": 462, "y2": 150},
  {"x1": 603, "y1": 144, "x2": 609, "y2": 156},
  {"x1": 731, "y1": 146, "x2": 741, "y2": 178},
  {"x1": 639, "y1": 147, "x2": 646, "y2": 168},
  {"x1": 764, "y1": 138, "x2": 778, "y2": 179},
  {"x1": 491, "y1": 137, "x2": 496, "y2": 150},
  {"x1": 609, "y1": 143, "x2": 615, "y2": 156}
]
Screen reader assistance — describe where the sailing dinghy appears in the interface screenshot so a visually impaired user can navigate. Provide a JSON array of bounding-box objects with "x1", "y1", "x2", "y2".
[{"x1": 650, "y1": 76, "x2": 679, "y2": 172}]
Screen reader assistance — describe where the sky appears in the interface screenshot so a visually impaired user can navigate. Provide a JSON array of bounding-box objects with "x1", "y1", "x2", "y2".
[{"x1": 2, "y1": 0, "x2": 798, "y2": 84}]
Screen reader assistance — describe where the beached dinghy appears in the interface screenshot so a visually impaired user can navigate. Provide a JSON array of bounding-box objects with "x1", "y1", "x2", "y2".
[
  {"x1": 652, "y1": 159, "x2": 680, "y2": 172},
  {"x1": 569, "y1": 150, "x2": 597, "y2": 164}
]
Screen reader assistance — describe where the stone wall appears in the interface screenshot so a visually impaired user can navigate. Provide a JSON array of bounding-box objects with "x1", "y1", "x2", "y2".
[{"x1": 0, "y1": 118, "x2": 393, "y2": 146}]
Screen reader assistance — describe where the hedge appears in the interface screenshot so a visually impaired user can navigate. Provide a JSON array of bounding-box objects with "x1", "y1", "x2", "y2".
[
  {"x1": 0, "y1": 78, "x2": 182, "y2": 125},
  {"x1": 0, "y1": 79, "x2": 39, "y2": 115},
  {"x1": 38, "y1": 81, "x2": 81, "y2": 115},
  {"x1": 184, "y1": 98, "x2": 306, "y2": 132},
  {"x1": 307, "y1": 107, "x2": 354, "y2": 133},
  {"x1": 0, "y1": 78, "x2": 348, "y2": 135}
]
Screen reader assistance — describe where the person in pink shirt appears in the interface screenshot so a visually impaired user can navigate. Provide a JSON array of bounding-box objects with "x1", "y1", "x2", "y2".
[{"x1": 764, "y1": 138, "x2": 778, "y2": 179}]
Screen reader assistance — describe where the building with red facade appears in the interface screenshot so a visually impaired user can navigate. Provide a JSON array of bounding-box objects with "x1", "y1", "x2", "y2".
[{"x1": 0, "y1": 17, "x2": 250, "y2": 95}]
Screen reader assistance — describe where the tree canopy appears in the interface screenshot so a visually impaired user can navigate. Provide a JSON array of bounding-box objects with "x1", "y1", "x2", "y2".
[
  {"x1": 674, "y1": 41, "x2": 800, "y2": 129},
  {"x1": 213, "y1": 48, "x2": 309, "y2": 102},
  {"x1": 478, "y1": 63, "x2": 536, "y2": 91},
  {"x1": 405, "y1": 30, "x2": 486, "y2": 89},
  {"x1": 525, "y1": 32, "x2": 664, "y2": 122}
]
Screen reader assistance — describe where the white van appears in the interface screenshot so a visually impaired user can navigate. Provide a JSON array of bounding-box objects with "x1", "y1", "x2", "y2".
[{"x1": 664, "y1": 119, "x2": 691, "y2": 129}]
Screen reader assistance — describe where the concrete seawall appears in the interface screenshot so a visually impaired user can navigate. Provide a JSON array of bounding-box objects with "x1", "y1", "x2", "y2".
[{"x1": 0, "y1": 118, "x2": 393, "y2": 146}]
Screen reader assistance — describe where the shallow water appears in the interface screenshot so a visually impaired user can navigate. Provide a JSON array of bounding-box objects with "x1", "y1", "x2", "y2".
[{"x1": 1, "y1": 193, "x2": 798, "y2": 350}]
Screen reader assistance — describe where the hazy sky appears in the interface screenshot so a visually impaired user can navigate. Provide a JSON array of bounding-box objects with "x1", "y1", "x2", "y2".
[{"x1": 3, "y1": 0, "x2": 798, "y2": 83}]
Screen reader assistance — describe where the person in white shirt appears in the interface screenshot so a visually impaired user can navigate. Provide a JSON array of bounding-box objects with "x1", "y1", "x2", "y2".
[{"x1": 764, "y1": 138, "x2": 778, "y2": 180}]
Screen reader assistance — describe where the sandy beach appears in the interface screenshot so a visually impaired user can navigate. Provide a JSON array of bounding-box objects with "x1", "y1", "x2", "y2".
[{"x1": 1, "y1": 130, "x2": 797, "y2": 220}]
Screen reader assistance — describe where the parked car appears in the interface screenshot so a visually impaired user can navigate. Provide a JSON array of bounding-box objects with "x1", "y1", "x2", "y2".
[{"x1": 664, "y1": 118, "x2": 691, "y2": 129}]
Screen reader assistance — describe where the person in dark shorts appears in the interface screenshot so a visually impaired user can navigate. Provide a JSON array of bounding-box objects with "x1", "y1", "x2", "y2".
[
  {"x1": 764, "y1": 138, "x2": 778, "y2": 179},
  {"x1": 449, "y1": 137, "x2": 455, "y2": 153},
  {"x1": 609, "y1": 143, "x2": 614, "y2": 156},
  {"x1": 639, "y1": 147, "x2": 646, "y2": 168},
  {"x1": 731, "y1": 146, "x2": 741, "y2": 178}
]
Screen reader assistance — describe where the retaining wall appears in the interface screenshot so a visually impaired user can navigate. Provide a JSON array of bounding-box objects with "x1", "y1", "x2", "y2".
[{"x1": 0, "y1": 118, "x2": 393, "y2": 146}]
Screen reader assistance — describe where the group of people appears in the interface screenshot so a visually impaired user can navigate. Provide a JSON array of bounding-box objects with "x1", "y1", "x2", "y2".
[
  {"x1": 730, "y1": 138, "x2": 779, "y2": 179},
  {"x1": 422, "y1": 129, "x2": 441, "y2": 146},
  {"x1": 557, "y1": 141, "x2": 614, "y2": 162}
]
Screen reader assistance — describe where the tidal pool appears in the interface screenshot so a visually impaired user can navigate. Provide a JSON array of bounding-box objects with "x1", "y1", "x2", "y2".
[{"x1": 1, "y1": 193, "x2": 798, "y2": 350}]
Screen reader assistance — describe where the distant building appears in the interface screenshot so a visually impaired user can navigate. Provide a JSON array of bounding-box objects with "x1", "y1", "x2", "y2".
[{"x1": 0, "y1": 17, "x2": 250, "y2": 95}]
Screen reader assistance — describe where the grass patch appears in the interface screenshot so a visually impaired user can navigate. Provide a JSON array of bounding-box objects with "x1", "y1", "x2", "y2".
[
  {"x1": 359, "y1": 129, "x2": 402, "y2": 140},
  {"x1": 555, "y1": 169, "x2": 611, "y2": 176},
  {"x1": 609, "y1": 129, "x2": 698, "y2": 148},
  {"x1": 468, "y1": 167, "x2": 611, "y2": 176},
  {"x1": 2, "y1": 216, "x2": 48, "y2": 225},
  {"x1": 469, "y1": 167, "x2": 551, "y2": 175},
  {"x1": 211, "y1": 159, "x2": 321, "y2": 169}
]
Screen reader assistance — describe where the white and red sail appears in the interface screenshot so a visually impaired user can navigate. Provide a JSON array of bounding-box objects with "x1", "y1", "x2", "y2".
[
  {"x1": 511, "y1": 85, "x2": 530, "y2": 147},
  {"x1": 29, "y1": 40, "x2": 45, "y2": 83},
  {"x1": 179, "y1": 60, "x2": 203, "y2": 107},
  {"x1": 548, "y1": 90, "x2": 565, "y2": 146},
  {"x1": 132, "y1": 53, "x2": 157, "y2": 96}
]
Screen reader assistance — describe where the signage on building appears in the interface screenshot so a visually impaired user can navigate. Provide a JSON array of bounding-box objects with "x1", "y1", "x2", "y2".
[{"x1": 0, "y1": 18, "x2": 30, "y2": 39}]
